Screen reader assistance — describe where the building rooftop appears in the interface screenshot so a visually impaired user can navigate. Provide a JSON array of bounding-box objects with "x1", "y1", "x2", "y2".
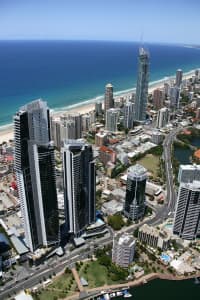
[
  {"x1": 128, "y1": 164, "x2": 147, "y2": 178},
  {"x1": 117, "y1": 233, "x2": 135, "y2": 247},
  {"x1": 10, "y1": 235, "x2": 29, "y2": 255},
  {"x1": 99, "y1": 145, "x2": 115, "y2": 155}
]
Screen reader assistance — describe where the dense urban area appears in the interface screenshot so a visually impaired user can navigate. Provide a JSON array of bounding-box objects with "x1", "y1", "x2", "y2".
[{"x1": 1, "y1": 48, "x2": 200, "y2": 300}]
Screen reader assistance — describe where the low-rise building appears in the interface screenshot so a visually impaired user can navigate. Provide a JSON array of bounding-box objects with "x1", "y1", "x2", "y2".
[
  {"x1": 138, "y1": 224, "x2": 170, "y2": 250},
  {"x1": 99, "y1": 146, "x2": 116, "y2": 166}
]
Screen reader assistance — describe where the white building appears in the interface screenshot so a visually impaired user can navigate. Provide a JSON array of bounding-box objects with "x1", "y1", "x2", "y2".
[
  {"x1": 112, "y1": 233, "x2": 135, "y2": 268},
  {"x1": 123, "y1": 102, "x2": 134, "y2": 129},
  {"x1": 156, "y1": 107, "x2": 169, "y2": 129},
  {"x1": 105, "y1": 108, "x2": 120, "y2": 132},
  {"x1": 178, "y1": 164, "x2": 200, "y2": 184}
]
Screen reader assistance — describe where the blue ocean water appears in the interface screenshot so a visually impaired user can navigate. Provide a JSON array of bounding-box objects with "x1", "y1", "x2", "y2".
[{"x1": 0, "y1": 40, "x2": 200, "y2": 127}]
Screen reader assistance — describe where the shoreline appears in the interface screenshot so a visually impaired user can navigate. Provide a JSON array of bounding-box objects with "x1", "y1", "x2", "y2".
[
  {"x1": 0, "y1": 68, "x2": 197, "y2": 144},
  {"x1": 63, "y1": 272, "x2": 200, "y2": 300}
]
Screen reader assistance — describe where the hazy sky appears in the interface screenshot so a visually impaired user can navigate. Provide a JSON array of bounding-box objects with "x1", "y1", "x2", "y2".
[{"x1": 0, "y1": 0, "x2": 199, "y2": 44}]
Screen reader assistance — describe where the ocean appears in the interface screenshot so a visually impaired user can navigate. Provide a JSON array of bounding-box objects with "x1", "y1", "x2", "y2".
[{"x1": 0, "y1": 40, "x2": 200, "y2": 127}]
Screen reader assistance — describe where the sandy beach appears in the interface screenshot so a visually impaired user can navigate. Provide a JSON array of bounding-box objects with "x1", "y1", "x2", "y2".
[{"x1": 0, "y1": 70, "x2": 196, "y2": 144}]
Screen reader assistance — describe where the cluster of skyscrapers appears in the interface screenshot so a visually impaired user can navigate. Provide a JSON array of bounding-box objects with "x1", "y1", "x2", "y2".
[{"x1": 14, "y1": 99, "x2": 96, "y2": 252}]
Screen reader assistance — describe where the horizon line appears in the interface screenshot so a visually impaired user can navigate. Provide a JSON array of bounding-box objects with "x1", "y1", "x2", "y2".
[{"x1": 0, "y1": 38, "x2": 196, "y2": 47}]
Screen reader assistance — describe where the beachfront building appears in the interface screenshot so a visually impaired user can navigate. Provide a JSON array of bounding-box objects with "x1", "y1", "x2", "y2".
[
  {"x1": 51, "y1": 117, "x2": 61, "y2": 149},
  {"x1": 153, "y1": 88, "x2": 164, "y2": 110},
  {"x1": 81, "y1": 114, "x2": 91, "y2": 132},
  {"x1": 104, "y1": 83, "x2": 114, "y2": 112},
  {"x1": 176, "y1": 69, "x2": 183, "y2": 87},
  {"x1": 14, "y1": 99, "x2": 59, "y2": 252},
  {"x1": 123, "y1": 102, "x2": 134, "y2": 129},
  {"x1": 62, "y1": 140, "x2": 96, "y2": 237},
  {"x1": 95, "y1": 101, "x2": 103, "y2": 116},
  {"x1": 63, "y1": 113, "x2": 82, "y2": 139},
  {"x1": 124, "y1": 164, "x2": 147, "y2": 221},
  {"x1": 173, "y1": 180, "x2": 200, "y2": 240},
  {"x1": 156, "y1": 107, "x2": 169, "y2": 129},
  {"x1": 60, "y1": 118, "x2": 76, "y2": 141},
  {"x1": 112, "y1": 233, "x2": 135, "y2": 268},
  {"x1": 134, "y1": 48, "x2": 149, "y2": 122},
  {"x1": 178, "y1": 164, "x2": 200, "y2": 184},
  {"x1": 138, "y1": 224, "x2": 170, "y2": 250},
  {"x1": 105, "y1": 108, "x2": 120, "y2": 132},
  {"x1": 169, "y1": 86, "x2": 180, "y2": 109}
]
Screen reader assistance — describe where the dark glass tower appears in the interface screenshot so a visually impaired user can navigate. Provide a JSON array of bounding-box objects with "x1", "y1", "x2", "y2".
[
  {"x1": 124, "y1": 164, "x2": 147, "y2": 220},
  {"x1": 173, "y1": 181, "x2": 200, "y2": 240},
  {"x1": 134, "y1": 48, "x2": 149, "y2": 122},
  {"x1": 62, "y1": 141, "x2": 96, "y2": 237},
  {"x1": 14, "y1": 99, "x2": 59, "y2": 252}
]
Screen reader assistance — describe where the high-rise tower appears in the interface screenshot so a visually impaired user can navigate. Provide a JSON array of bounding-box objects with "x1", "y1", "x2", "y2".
[
  {"x1": 156, "y1": 107, "x2": 169, "y2": 129},
  {"x1": 124, "y1": 164, "x2": 147, "y2": 220},
  {"x1": 14, "y1": 99, "x2": 59, "y2": 252},
  {"x1": 175, "y1": 69, "x2": 183, "y2": 87},
  {"x1": 62, "y1": 141, "x2": 96, "y2": 237},
  {"x1": 134, "y1": 48, "x2": 149, "y2": 122},
  {"x1": 173, "y1": 180, "x2": 200, "y2": 240},
  {"x1": 104, "y1": 83, "x2": 114, "y2": 112}
]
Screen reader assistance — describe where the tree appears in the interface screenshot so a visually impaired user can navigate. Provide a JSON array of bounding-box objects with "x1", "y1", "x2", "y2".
[
  {"x1": 107, "y1": 214, "x2": 125, "y2": 230},
  {"x1": 98, "y1": 255, "x2": 112, "y2": 266},
  {"x1": 133, "y1": 227, "x2": 139, "y2": 238}
]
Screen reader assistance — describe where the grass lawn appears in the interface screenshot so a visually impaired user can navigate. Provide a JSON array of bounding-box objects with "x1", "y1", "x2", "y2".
[
  {"x1": 78, "y1": 260, "x2": 124, "y2": 288},
  {"x1": 136, "y1": 154, "x2": 160, "y2": 178},
  {"x1": 32, "y1": 272, "x2": 77, "y2": 300}
]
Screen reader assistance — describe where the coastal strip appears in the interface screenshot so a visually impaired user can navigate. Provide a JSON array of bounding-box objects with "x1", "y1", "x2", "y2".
[{"x1": 0, "y1": 69, "x2": 197, "y2": 144}]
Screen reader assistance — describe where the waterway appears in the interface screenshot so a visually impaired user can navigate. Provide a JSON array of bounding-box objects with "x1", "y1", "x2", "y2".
[
  {"x1": 174, "y1": 136, "x2": 200, "y2": 164},
  {"x1": 116, "y1": 278, "x2": 200, "y2": 300}
]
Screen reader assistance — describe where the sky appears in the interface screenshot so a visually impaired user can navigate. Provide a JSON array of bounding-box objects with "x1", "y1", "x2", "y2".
[{"x1": 0, "y1": 0, "x2": 199, "y2": 44}]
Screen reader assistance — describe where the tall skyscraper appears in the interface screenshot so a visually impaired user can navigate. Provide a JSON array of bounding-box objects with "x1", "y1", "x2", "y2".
[
  {"x1": 156, "y1": 107, "x2": 169, "y2": 129},
  {"x1": 14, "y1": 99, "x2": 59, "y2": 252},
  {"x1": 175, "y1": 69, "x2": 183, "y2": 87},
  {"x1": 105, "y1": 108, "x2": 120, "y2": 132},
  {"x1": 124, "y1": 164, "x2": 147, "y2": 220},
  {"x1": 173, "y1": 180, "x2": 200, "y2": 240},
  {"x1": 104, "y1": 83, "x2": 114, "y2": 112},
  {"x1": 62, "y1": 141, "x2": 96, "y2": 237},
  {"x1": 123, "y1": 102, "x2": 134, "y2": 129},
  {"x1": 134, "y1": 48, "x2": 149, "y2": 122}
]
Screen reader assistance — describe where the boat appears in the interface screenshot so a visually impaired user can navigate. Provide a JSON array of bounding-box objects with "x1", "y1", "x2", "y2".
[
  {"x1": 123, "y1": 293, "x2": 132, "y2": 298},
  {"x1": 123, "y1": 289, "x2": 132, "y2": 298},
  {"x1": 104, "y1": 293, "x2": 110, "y2": 300},
  {"x1": 116, "y1": 291, "x2": 123, "y2": 296},
  {"x1": 194, "y1": 277, "x2": 200, "y2": 284},
  {"x1": 109, "y1": 293, "x2": 116, "y2": 298}
]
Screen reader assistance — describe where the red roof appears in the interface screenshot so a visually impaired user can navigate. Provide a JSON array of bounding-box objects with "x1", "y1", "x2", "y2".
[{"x1": 99, "y1": 146, "x2": 115, "y2": 155}]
